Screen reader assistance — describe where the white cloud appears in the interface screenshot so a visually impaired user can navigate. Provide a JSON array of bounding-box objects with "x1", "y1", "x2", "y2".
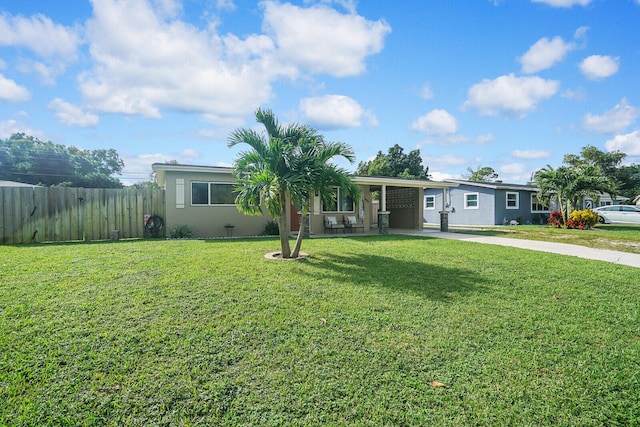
[
  {"x1": 299, "y1": 95, "x2": 369, "y2": 129},
  {"x1": 430, "y1": 171, "x2": 459, "y2": 181},
  {"x1": 561, "y1": 87, "x2": 587, "y2": 101},
  {"x1": 420, "y1": 83, "x2": 434, "y2": 100},
  {"x1": 48, "y1": 98, "x2": 99, "y2": 127},
  {"x1": 215, "y1": 0, "x2": 237, "y2": 11},
  {"x1": 462, "y1": 73, "x2": 559, "y2": 118},
  {"x1": 313, "y1": 0, "x2": 358, "y2": 14},
  {"x1": 512, "y1": 149, "x2": 551, "y2": 159},
  {"x1": 582, "y1": 98, "x2": 640, "y2": 134},
  {"x1": 0, "y1": 12, "x2": 80, "y2": 60},
  {"x1": 262, "y1": 1, "x2": 391, "y2": 78},
  {"x1": 151, "y1": 0, "x2": 182, "y2": 19},
  {"x1": 500, "y1": 163, "x2": 525, "y2": 174},
  {"x1": 604, "y1": 131, "x2": 640, "y2": 155},
  {"x1": 0, "y1": 118, "x2": 45, "y2": 140},
  {"x1": 79, "y1": 0, "x2": 390, "y2": 121},
  {"x1": 0, "y1": 74, "x2": 31, "y2": 102},
  {"x1": 81, "y1": 0, "x2": 277, "y2": 118},
  {"x1": 475, "y1": 134, "x2": 495, "y2": 145},
  {"x1": 532, "y1": 0, "x2": 592, "y2": 7},
  {"x1": 410, "y1": 109, "x2": 458, "y2": 135},
  {"x1": 579, "y1": 55, "x2": 619, "y2": 80},
  {"x1": 180, "y1": 148, "x2": 199, "y2": 159},
  {"x1": 424, "y1": 154, "x2": 468, "y2": 166},
  {"x1": 519, "y1": 36, "x2": 575, "y2": 74}
]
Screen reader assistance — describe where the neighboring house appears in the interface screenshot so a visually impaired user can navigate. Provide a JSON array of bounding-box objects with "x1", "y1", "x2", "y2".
[
  {"x1": 0, "y1": 180, "x2": 39, "y2": 187},
  {"x1": 152, "y1": 163, "x2": 457, "y2": 238},
  {"x1": 582, "y1": 194, "x2": 629, "y2": 209},
  {"x1": 423, "y1": 180, "x2": 550, "y2": 226}
]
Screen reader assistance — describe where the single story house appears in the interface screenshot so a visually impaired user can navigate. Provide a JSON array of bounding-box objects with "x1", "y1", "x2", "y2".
[
  {"x1": 423, "y1": 179, "x2": 630, "y2": 226},
  {"x1": 423, "y1": 180, "x2": 550, "y2": 226},
  {"x1": 152, "y1": 163, "x2": 458, "y2": 238},
  {"x1": 0, "y1": 180, "x2": 39, "y2": 187}
]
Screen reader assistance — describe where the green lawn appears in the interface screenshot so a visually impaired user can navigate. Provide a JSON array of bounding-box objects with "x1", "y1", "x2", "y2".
[
  {"x1": 1, "y1": 236, "x2": 639, "y2": 426},
  {"x1": 451, "y1": 223, "x2": 640, "y2": 254}
]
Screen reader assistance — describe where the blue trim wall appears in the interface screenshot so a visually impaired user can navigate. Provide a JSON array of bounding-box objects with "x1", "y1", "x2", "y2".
[{"x1": 424, "y1": 184, "x2": 549, "y2": 226}]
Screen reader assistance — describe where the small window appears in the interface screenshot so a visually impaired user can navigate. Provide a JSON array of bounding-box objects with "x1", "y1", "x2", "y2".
[
  {"x1": 506, "y1": 192, "x2": 519, "y2": 209},
  {"x1": 424, "y1": 195, "x2": 436, "y2": 210},
  {"x1": 464, "y1": 192, "x2": 479, "y2": 209},
  {"x1": 191, "y1": 182, "x2": 235, "y2": 206},
  {"x1": 531, "y1": 194, "x2": 549, "y2": 212},
  {"x1": 322, "y1": 188, "x2": 354, "y2": 212}
]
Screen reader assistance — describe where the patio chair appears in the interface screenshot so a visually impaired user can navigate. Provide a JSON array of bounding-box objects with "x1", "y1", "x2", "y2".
[
  {"x1": 344, "y1": 215, "x2": 364, "y2": 233},
  {"x1": 324, "y1": 216, "x2": 345, "y2": 234}
]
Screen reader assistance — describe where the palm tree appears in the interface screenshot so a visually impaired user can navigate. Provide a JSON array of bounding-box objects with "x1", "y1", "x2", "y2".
[
  {"x1": 534, "y1": 164, "x2": 618, "y2": 223},
  {"x1": 228, "y1": 108, "x2": 358, "y2": 258},
  {"x1": 288, "y1": 137, "x2": 359, "y2": 258}
]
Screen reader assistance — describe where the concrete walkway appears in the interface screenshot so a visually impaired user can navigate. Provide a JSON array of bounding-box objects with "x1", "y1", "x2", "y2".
[{"x1": 399, "y1": 228, "x2": 640, "y2": 269}]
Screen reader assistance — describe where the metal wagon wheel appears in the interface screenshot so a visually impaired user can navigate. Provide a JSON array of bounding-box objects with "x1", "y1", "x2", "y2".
[{"x1": 144, "y1": 215, "x2": 164, "y2": 237}]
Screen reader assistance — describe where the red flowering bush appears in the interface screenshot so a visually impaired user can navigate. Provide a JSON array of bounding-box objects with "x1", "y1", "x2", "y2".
[
  {"x1": 566, "y1": 209, "x2": 599, "y2": 230},
  {"x1": 547, "y1": 210, "x2": 564, "y2": 228}
]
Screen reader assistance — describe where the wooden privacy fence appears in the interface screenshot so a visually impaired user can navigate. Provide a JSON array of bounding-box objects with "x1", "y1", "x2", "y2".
[{"x1": 0, "y1": 187, "x2": 165, "y2": 244}]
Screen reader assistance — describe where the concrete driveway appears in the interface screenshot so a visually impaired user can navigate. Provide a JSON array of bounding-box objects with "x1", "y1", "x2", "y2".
[{"x1": 401, "y1": 228, "x2": 640, "y2": 269}]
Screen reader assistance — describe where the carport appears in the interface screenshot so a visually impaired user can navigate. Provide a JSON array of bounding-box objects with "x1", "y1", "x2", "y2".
[{"x1": 353, "y1": 176, "x2": 458, "y2": 232}]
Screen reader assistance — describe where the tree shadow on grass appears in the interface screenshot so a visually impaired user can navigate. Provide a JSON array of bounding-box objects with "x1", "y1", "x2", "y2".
[{"x1": 303, "y1": 237, "x2": 488, "y2": 302}]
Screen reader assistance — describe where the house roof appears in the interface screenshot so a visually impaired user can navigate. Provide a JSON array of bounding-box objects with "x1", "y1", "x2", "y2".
[
  {"x1": 152, "y1": 163, "x2": 459, "y2": 190},
  {"x1": 443, "y1": 179, "x2": 539, "y2": 192},
  {"x1": 152, "y1": 163, "x2": 234, "y2": 187},
  {"x1": 0, "y1": 180, "x2": 39, "y2": 188}
]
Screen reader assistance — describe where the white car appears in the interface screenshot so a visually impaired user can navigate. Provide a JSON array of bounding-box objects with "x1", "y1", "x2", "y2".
[{"x1": 592, "y1": 205, "x2": 640, "y2": 224}]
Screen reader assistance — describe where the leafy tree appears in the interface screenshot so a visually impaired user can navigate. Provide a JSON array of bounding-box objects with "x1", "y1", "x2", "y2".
[
  {"x1": 563, "y1": 145, "x2": 625, "y2": 178},
  {"x1": 287, "y1": 135, "x2": 359, "y2": 258},
  {"x1": 614, "y1": 164, "x2": 640, "y2": 200},
  {"x1": 533, "y1": 165, "x2": 617, "y2": 223},
  {"x1": 0, "y1": 133, "x2": 123, "y2": 187},
  {"x1": 463, "y1": 166, "x2": 498, "y2": 182},
  {"x1": 228, "y1": 108, "x2": 358, "y2": 259},
  {"x1": 356, "y1": 144, "x2": 430, "y2": 179}
]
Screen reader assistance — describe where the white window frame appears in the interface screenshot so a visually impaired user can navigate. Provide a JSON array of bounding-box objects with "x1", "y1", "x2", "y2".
[
  {"x1": 424, "y1": 195, "x2": 436, "y2": 210},
  {"x1": 191, "y1": 181, "x2": 236, "y2": 206},
  {"x1": 506, "y1": 192, "x2": 519, "y2": 209},
  {"x1": 464, "y1": 192, "x2": 479, "y2": 209},
  {"x1": 530, "y1": 194, "x2": 549, "y2": 213},
  {"x1": 322, "y1": 188, "x2": 355, "y2": 213}
]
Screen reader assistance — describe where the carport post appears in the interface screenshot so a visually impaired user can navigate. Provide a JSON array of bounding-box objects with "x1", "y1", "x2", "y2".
[
  {"x1": 439, "y1": 187, "x2": 449, "y2": 232},
  {"x1": 378, "y1": 184, "x2": 389, "y2": 234}
]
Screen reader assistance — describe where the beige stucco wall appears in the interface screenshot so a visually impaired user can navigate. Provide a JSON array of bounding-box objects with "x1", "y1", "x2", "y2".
[
  {"x1": 163, "y1": 170, "x2": 272, "y2": 237},
  {"x1": 159, "y1": 167, "x2": 426, "y2": 237}
]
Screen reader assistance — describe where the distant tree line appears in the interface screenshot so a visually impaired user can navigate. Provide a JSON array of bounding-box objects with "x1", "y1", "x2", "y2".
[
  {"x1": 0, "y1": 133, "x2": 124, "y2": 188},
  {"x1": 356, "y1": 144, "x2": 430, "y2": 180}
]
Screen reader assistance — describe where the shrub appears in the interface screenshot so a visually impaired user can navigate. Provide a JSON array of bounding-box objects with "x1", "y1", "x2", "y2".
[
  {"x1": 566, "y1": 209, "x2": 599, "y2": 230},
  {"x1": 262, "y1": 220, "x2": 279, "y2": 235},
  {"x1": 168, "y1": 224, "x2": 194, "y2": 239},
  {"x1": 547, "y1": 210, "x2": 564, "y2": 228}
]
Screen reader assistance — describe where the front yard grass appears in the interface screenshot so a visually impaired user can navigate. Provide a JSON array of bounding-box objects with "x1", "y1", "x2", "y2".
[
  {"x1": 1, "y1": 236, "x2": 639, "y2": 426},
  {"x1": 452, "y1": 223, "x2": 640, "y2": 254}
]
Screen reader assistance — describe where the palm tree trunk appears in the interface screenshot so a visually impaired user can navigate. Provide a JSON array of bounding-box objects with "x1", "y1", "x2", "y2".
[
  {"x1": 278, "y1": 193, "x2": 291, "y2": 258},
  {"x1": 291, "y1": 204, "x2": 307, "y2": 258}
]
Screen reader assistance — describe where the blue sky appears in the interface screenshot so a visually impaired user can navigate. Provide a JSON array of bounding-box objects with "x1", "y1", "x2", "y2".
[{"x1": 1, "y1": 0, "x2": 639, "y2": 184}]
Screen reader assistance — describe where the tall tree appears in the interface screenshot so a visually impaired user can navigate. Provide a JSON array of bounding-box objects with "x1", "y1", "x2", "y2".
[
  {"x1": 563, "y1": 145, "x2": 626, "y2": 178},
  {"x1": 463, "y1": 166, "x2": 498, "y2": 182},
  {"x1": 534, "y1": 165, "x2": 617, "y2": 223},
  {"x1": 0, "y1": 133, "x2": 124, "y2": 187},
  {"x1": 356, "y1": 144, "x2": 430, "y2": 179},
  {"x1": 288, "y1": 137, "x2": 359, "y2": 258},
  {"x1": 228, "y1": 108, "x2": 357, "y2": 259}
]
